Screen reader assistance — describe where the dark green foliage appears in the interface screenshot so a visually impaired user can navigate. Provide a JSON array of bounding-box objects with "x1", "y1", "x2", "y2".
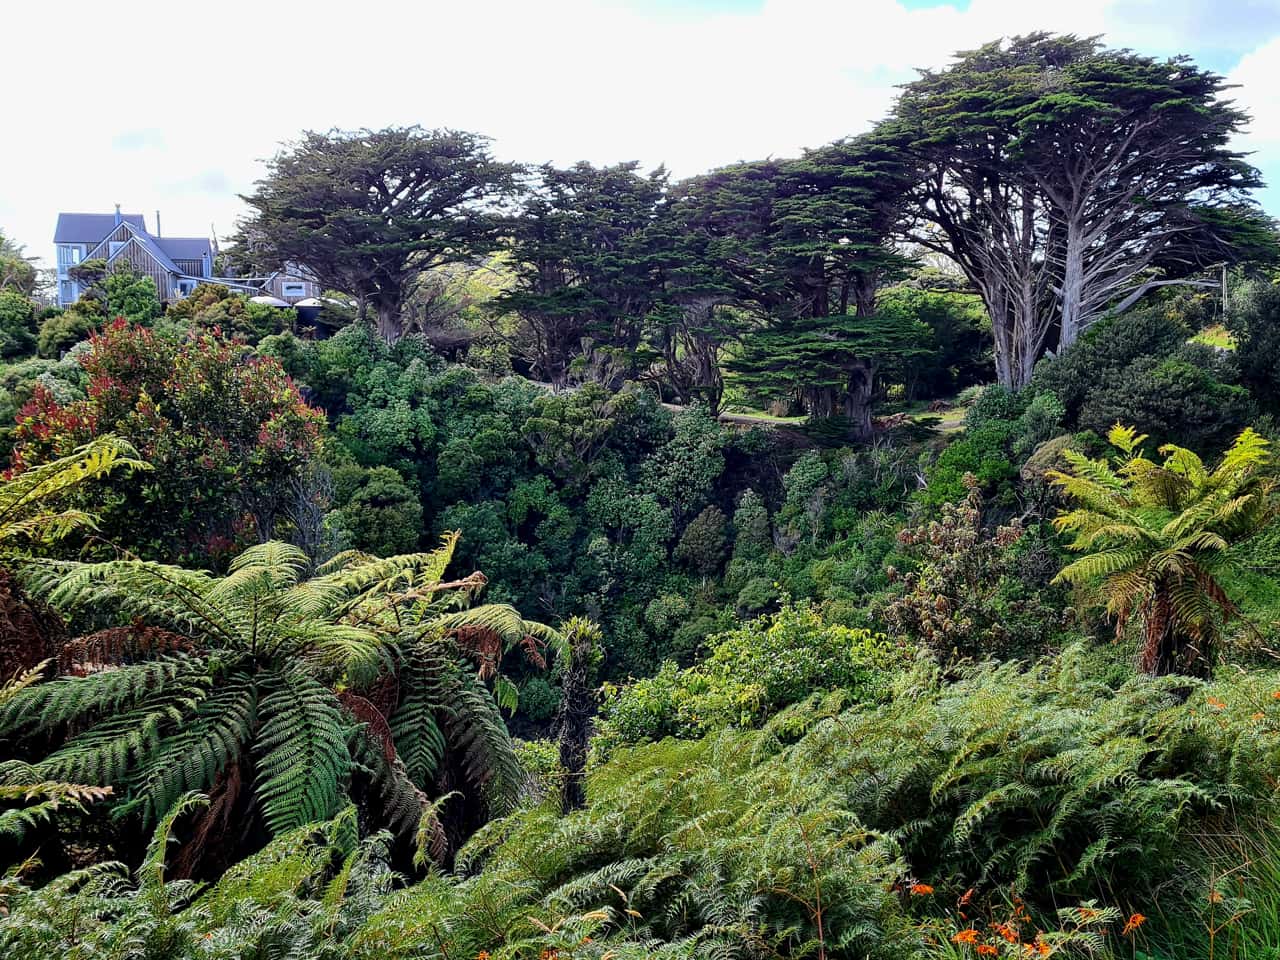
[
  {"x1": 336, "y1": 466, "x2": 424, "y2": 556},
  {"x1": 240, "y1": 126, "x2": 519, "y2": 342},
  {"x1": 1032, "y1": 304, "x2": 1254, "y2": 450},
  {"x1": 674, "y1": 504, "x2": 727, "y2": 576},
  {"x1": 0, "y1": 538, "x2": 554, "y2": 870},
  {"x1": 1226, "y1": 277, "x2": 1280, "y2": 411},
  {"x1": 892, "y1": 32, "x2": 1262, "y2": 387},
  {"x1": 497, "y1": 161, "x2": 667, "y2": 387},
  {"x1": 0, "y1": 291, "x2": 37, "y2": 358}
]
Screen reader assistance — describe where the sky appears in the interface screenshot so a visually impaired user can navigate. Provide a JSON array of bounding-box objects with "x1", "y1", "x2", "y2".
[{"x1": 6, "y1": 0, "x2": 1280, "y2": 268}]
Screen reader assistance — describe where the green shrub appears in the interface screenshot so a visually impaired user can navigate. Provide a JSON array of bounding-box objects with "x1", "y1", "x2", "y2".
[
  {"x1": 674, "y1": 504, "x2": 727, "y2": 575},
  {"x1": 597, "y1": 600, "x2": 900, "y2": 747},
  {"x1": 337, "y1": 465, "x2": 424, "y2": 556},
  {"x1": 517, "y1": 676, "x2": 561, "y2": 724}
]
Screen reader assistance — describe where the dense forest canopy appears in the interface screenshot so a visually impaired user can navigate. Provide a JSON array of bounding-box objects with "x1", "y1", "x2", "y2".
[{"x1": 5, "y1": 29, "x2": 1280, "y2": 960}]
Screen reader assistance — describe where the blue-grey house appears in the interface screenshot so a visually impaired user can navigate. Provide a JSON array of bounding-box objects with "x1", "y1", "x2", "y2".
[
  {"x1": 53, "y1": 208, "x2": 240, "y2": 307},
  {"x1": 53, "y1": 207, "x2": 320, "y2": 309}
]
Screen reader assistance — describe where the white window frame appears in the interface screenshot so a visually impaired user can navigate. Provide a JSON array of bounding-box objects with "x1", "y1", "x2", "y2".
[{"x1": 281, "y1": 282, "x2": 307, "y2": 298}]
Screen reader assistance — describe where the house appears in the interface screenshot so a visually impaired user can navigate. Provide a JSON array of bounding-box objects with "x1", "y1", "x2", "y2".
[{"x1": 53, "y1": 207, "x2": 321, "y2": 308}]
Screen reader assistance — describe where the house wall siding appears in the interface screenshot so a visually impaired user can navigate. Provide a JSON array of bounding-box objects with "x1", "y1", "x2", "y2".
[{"x1": 112, "y1": 238, "x2": 176, "y2": 300}]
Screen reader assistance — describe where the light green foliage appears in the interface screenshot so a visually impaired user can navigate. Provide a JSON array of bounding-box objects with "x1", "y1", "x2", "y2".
[
  {"x1": 598, "y1": 600, "x2": 898, "y2": 746},
  {"x1": 731, "y1": 487, "x2": 772, "y2": 557},
  {"x1": 639, "y1": 405, "x2": 726, "y2": 522},
  {"x1": 778, "y1": 449, "x2": 830, "y2": 546},
  {"x1": 36, "y1": 304, "x2": 99, "y2": 357},
  {"x1": 164, "y1": 282, "x2": 294, "y2": 342},
  {"x1": 14, "y1": 645, "x2": 1274, "y2": 956},
  {"x1": 0, "y1": 435, "x2": 146, "y2": 548},
  {"x1": 103, "y1": 269, "x2": 161, "y2": 325}
]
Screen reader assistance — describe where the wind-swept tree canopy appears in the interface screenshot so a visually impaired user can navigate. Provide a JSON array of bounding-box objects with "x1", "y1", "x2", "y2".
[
  {"x1": 240, "y1": 126, "x2": 519, "y2": 343},
  {"x1": 496, "y1": 161, "x2": 667, "y2": 388},
  {"x1": 893, "y1": 33, "x2": 1264, "y2": 388}
]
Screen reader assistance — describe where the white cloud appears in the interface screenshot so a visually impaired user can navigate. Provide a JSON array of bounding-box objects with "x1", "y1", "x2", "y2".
[
  {"x1": 1230, "y1": 34, "x2": 1280, "y2": 200},
  {"x1": 3, "y1": 0, "x2": 1277, "y2": 269}
]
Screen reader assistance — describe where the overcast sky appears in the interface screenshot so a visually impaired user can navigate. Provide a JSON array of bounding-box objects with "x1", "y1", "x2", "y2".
[{"x1": 7, "y1": 0, "x2": 1280, "y2": 267}]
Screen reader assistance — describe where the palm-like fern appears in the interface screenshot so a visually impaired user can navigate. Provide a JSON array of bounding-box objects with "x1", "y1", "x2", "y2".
[
  {"x1": 2, "y1": 533, "x2": 559, "y2": 867},
  {"x1": 1049, "y1": 424, "x2": 1276, "y2": 675},
  {"x1": 0, "y1": 661, "x2": 112, "y2": 843},
  {"x1": 0, "y1": 435, "x2": 148, "y2": 549}
]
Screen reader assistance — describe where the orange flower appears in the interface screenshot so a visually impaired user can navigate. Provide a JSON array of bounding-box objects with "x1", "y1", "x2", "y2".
[
  {"x1": 959, "y1": 887, "x2": 976, "y2": 906},
  {"x1": 1025, "y1": 941, "x2": 1051, "y2": 957},
  {"x1": 952, "y1": 928, "x2": 981, "y2": 944},
  {"x1": 1254, "y1": 712, "x2": 1266, "y2": 721},
  {"x1": 993, "y1": 921, "x2": 1019, "y2": 943},
  {"x1": 910, "y1": 883, "x2": 935, "y2": 895},
  {"x1": 1209, "y1": 890, "x2": 1224, "y2": 904},
  {"x1": 1207, "y1": 696, "x2": 1226, "y2": 710},
  {"x1": 1121, "y1": 913, "x2": 1147, "y2": 936},
  {"x1": 476, "y1": 954, "x2": 491, "y2": 960},
  {"x1": 1272, "y1": 690, "x2": 1280, "y2": 700},
  {"x1": 977, "y1": 946, "x2": 1000, "y2": 957}
]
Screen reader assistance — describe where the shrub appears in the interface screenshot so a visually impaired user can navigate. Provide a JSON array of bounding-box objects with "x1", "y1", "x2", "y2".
[
  {"x1": 880, "y1": 479, "x2": 1074, "y2": 661},
  {"x1": 12, "y1": 321, "x2": 324, "y2": 564},
  {"x1": 674, "y1": 504, "x2": 727, "y2": 575},
  {"x1": 337, "y1": 465, "x2": 424, "y2": 556},
  {"x1": 598, "y1": 600, "x2": 900, "y2": 746},
  {"x1": 0, "y1": 291, "x2": 37, "y2": 357}
]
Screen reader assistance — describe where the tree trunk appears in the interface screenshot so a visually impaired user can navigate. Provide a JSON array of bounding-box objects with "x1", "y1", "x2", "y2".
[
  {"x1": 845, "y1": 361, "x2": 875, "y2": 442},
  {"x1": 1140, "y1": 583, "x2": 1212, "y2": 678},
  {"x1": 0, "y1": 566, "x2": 67, "y2": 673},
  {"x1": 375, "y1": 296, "x2": 404, "y2": 343},
  {"x1": 554, "y1": 626, "x2": 600, "y2": 815},
  {"x1": 1058, "y1": 219, "x2": 1086, "y2": 351}
]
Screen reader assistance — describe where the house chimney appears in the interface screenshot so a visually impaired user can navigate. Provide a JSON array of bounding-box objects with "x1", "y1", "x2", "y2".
[
  {"x1": 155, "y1": 210, "x2": 161, "y2": 237},
  {"x1": 114, "y1": 203, "x2": 122, "y2": 225}
]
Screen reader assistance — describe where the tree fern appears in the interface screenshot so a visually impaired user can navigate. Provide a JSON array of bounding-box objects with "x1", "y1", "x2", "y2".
[
  {"x1": 0, "y1": 436, "x2": 147, "y2": 549},
  {"x1": 254, "y1": 670, "x2": 352, "y2": 835},
  {"x1": 1050, "y1": 425, "x2": 1277, "y2": 675},
  {"x1": 8, "y1": 532, "x2": 556, "y2": 869}
]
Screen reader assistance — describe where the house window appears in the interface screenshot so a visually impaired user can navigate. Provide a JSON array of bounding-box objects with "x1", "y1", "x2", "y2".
[
  {"x1": 281, "y1": 282, "x2": 307, "y2": 298},
  {"x1": 177, "y1": 281, "x2": 195, "y2": 297},
  {"x1": 57, "y1": 245, "x2": 81, "y2": 267},
  {"x1": 108, "y1": 241, "x2": 126, "y2": 257},
  {"x1": 59, "y1": 280, "x2": 76, "y2": 304}
]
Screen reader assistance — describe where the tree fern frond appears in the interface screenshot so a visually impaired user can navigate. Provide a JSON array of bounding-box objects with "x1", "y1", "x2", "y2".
[{"x1": 254, "y1": 670, "x2": 352, "y2": 836}]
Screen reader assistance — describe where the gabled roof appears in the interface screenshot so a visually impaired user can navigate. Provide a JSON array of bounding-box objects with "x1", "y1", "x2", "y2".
[
  {"x1": 85, "y1": 221, "x2": 180, "y2": 274},
  {"x1": 55, "y1": 212, "x2": 147, "y2": 243},
  {"x1": 155, "y1": 236, "x2": 213, "y2": 261}
]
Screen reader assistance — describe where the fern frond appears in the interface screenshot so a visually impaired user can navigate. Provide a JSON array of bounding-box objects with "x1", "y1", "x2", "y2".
[{"x1": 254, "y1": 670, "x2": 352, "y2": 835}]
